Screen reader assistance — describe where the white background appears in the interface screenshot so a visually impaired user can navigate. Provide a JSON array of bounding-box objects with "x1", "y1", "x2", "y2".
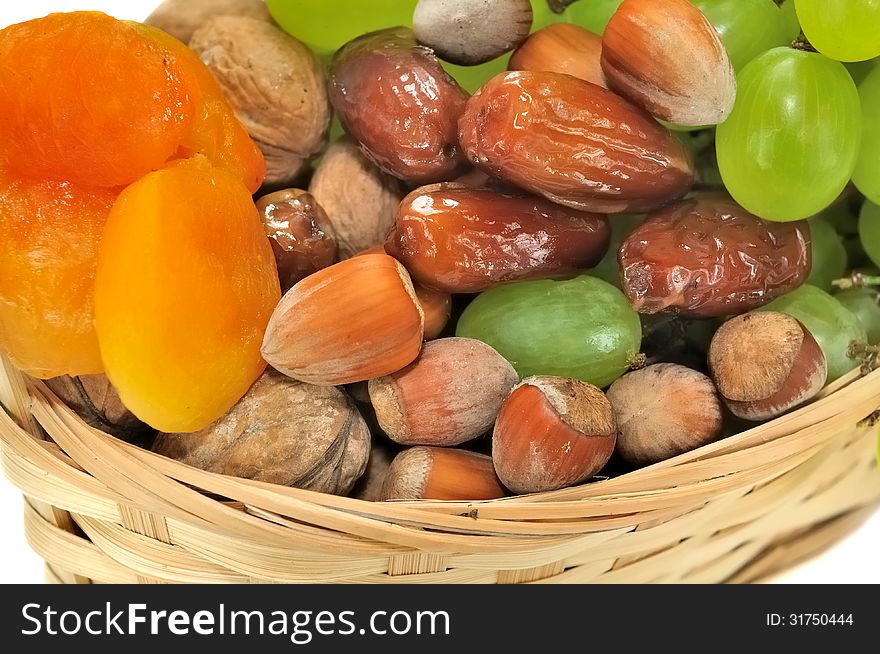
[{"x1": 0, "y1": 0, "x2": 878, "y2": 583}]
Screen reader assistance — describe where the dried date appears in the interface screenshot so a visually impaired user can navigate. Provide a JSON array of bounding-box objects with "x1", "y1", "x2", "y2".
[
  {"x1": 386, "y1": 183, "x2": 610, "y2": 293},
  {"x1": 619, "y1": 197, "x2": 811, "y2": 317}
]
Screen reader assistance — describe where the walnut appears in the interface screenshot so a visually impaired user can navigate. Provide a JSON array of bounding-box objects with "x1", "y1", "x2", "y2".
[
  {"x1": 189, "y1": 17, "x2": 331, "y2": 187},
  {"x1": 152, "y1": 370, "x2": 370, "y2": 496},
  {"x1": 145, "y1": 0, "x2": 274, "y2": 44},
  {"x1": 309, "y1": 138, "x2": 403, "y2": 258},
  {"x1": 44, "y1": 374, "x2": 153, "y2": 441}
]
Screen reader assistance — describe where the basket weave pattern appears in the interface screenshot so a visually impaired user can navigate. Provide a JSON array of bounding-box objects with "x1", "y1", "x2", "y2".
[{"x1": 0, "y1": 353, "x2": 878, "y2": 584}]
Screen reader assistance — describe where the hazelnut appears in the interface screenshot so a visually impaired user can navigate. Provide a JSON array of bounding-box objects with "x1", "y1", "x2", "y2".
[
  {"x1": 189, "y1": 17, "x2": 331, "y2": 186},
  {"x1": 261, "y1": 254, "x2": 425, "y2": 386},
  {"x1": 413, "y1": 0, "x2": 533, "y2": 66},
  {"x1": 152, "y1": 370, "x2": 370, "y2": 496},
  {"x1": 145, "y1": 0, "x2": 273, "y2": 44},
  {"x1": 708, "y1": 312, "x2": 828, "y2": 421},
  {"x1": 509, "y1": 23, "x2": 607, "y2": 88},
  {"x1": 607, "y1": 363, "x2": 724, "y2": 466},
  {"x1": 43, "y1": 374, "x2": 153, "y2": 440},
  {"x1": 353, "y1": 247, "x2": 451, "y2": 340},
  {"x1": 255, "y1": 189, "x2": 338, "y2": 292},
  {"x1": 601, "y1": 0, "x2": 736, "y2": 126},
  {"x1": 369, "y1": 338, "x2": 519, "y2": 447},
  {"x1": 493, "y1": 376, "x2": 617, "y2": 494},
  {"x1": 381, "y1": 447, "x2": 507, "y2": 501},
  {"x1": 309, "y1": 138, "x2": 403, "y2": 259}
]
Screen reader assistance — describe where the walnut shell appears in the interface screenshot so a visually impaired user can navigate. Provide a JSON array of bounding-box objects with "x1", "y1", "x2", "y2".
[
  {"x1": 44, "y1": 374, "x2": 153, "y2": 441},
  {"x1": 145, "y1": 0, "x2": 273, "y2": 44},
  {"x1": 152, "y1": 370, "x2": 370, "y2": 496},
  {"x1": 309, "y1": 138, "x2": 403, "y2": 258},
  {"x1": 189, "y1": 17, "x2": 331, "y2": 186}
]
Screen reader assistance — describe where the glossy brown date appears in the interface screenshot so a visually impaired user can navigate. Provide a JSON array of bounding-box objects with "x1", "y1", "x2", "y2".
[
  {"x1": 256, "y1": 189, "x2": 338, "y2": 293},
  {"x1": 328, "y1": 27, "x2": 469, "y2": 184},
  {"x1": 458, "y1": 70, "x2": 695, "y2": 214},
  {"x1": 619, "y1": 197, "x2": 812, "y2": 317},
  {"x1": 385, "y1": 183, "x2": 610, "y2": 293}
]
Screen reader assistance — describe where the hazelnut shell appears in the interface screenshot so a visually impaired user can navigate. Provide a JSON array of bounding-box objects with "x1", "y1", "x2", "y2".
[
  {"x1": 708, "y1": 312, "x2": 828, "y2": 421},
  {"x1": 492, "y1": 376, "x2": 617, "y2": 494},
  {"x1": 261, "y1": 254, "x2": 425, "y2": 386},
  {"x1": 607, "y1": 363, "x2": 723, "y2": 466},
  {"x1": 381, "y1": 446, "x2": 507, "y2": 501},
  {"x1": 601, "y1": 0, "x2": 736, "y2": 126},
  {"x1": 413, "y1": 0, "x2": 533, "y2": 66},
  {"x1": 369, "y1": 337, "x2": 519, "y2": 447},
  {"x1": 509, "y1": 23, "x2": 607, "y2": 88}
]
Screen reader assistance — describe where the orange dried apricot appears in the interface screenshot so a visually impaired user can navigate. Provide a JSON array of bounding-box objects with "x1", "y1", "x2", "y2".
[
  {"x1": 0, "y1": 169, "x2": 116, "y2": 378},
  {"x1": 94, "y1": 157, "x2": 280, "y2": 433},
  {"x1": 133, "y1": 23, "x2": 266, "y2": 193},
  {"x1": 0, "y1": 12, "x2": 194, "y2": 188}
]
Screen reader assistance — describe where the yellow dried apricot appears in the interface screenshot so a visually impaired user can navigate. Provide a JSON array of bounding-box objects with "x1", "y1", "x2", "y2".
[{"x1": 94, "y1": 158, "x2": 280, "y2": 432}]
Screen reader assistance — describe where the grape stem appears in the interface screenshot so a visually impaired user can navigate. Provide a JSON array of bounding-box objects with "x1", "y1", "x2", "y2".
[
  {"x1": 848, "y1": 342, "x2": 880, "y2": 377},
  {"x1": 791, "y1": 32, "x2": 818, "y2": 53},
  {"x1": 547, "y1": 0, "x2": 579, "y2": 14},
  {"x1": 627, "y1": 352, "x2": 648, "y2": 371},
  {"x1": 832, "y1": 272, "x2": 880, "y2": 290}
]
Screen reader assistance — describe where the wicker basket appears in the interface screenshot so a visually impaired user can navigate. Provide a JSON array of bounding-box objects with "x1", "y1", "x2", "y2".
[{"x1": 0, "y1": 352, "x2": 878, "y2": 585}]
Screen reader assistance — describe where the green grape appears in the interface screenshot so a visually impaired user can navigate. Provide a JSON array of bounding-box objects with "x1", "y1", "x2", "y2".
[
  {"x1": 456, "y1": 275, "x2": 642, "y2": 388},
  {"x1": 820, "y1": 201, "x2": 867, "y2": 267},
  {"x1": 716, "y1": 48, "x2": 862, "y2": 222},
  {"x1": 759, "y1": 285, "x2": 867, "y2": 381},
  {"x1": 822, "y1": 201, "x2": 860, "y2": 236},
  {"x1": 590, "y1": 215, "x2": 645, "y2": 287},
  {"x1": 266, "y1": 0, "x2": 417, "y2": 57},
  {"x1": 859, "y1": 200, "x2": 880, "y2": 268},
  {"x1": 853, "y1": 66, "x2": 880, "y2": 204},
  {"x1": 846, "y1": 59, "x2": 879, "y2": 85},
  {"x1": 690, "y1": 0, "x2": 789, "y2": 72},
  {"x1": 807, "y1": 217, "x2": 848, "y2": 291},
  {"x1": 532, "y1": 0, "x2": 563, "y2": 30},
  {"x1": 795, "y1": 0, "x2": 880, "y2": 62},
  {"x1": 835, "y1": 288, "x2": 880, "y2": 343},
  {"x1": 778, "y1": 0, "x2": 802, "y2": 40},
  {"x1": 565, "y1": 0, "x2": 624, "y2": 34}
]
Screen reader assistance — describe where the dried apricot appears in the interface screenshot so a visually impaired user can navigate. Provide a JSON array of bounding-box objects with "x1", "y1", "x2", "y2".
[
  {"x1": 94, "y1": 158, "x2": 280, "y2": 432},
  {"x1": 0, "y1": 170, "x2": 116, "y2": 378},
  {"x1": 132, "y1": 22, "x2": 266, "y2": 193},
  {"x1": 0, "y1": 12, "x2": 194, "y2": 188}
]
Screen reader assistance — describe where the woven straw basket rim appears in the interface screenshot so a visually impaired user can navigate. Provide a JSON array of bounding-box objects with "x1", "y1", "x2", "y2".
[{"x1": 0, "y1": 353, "x2": 878, "y2": 584}]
